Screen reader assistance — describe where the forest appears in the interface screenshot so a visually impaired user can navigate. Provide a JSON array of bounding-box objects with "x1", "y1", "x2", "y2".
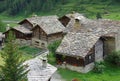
[
  {"x1": 0, "y1": 0, "x2": 120, "y2": 16},
  {"x1": 0, "y1": 0, "x2": 68, "y2": 16}
]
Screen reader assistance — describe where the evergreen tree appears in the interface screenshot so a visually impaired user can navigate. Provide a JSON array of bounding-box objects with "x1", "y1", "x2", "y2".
[
  {"x1": 96, "y1": 12, "x2": 102, "y2": 19},
  {"x1": 0, "y1": 32, "x2": 28, "y2": 81}
]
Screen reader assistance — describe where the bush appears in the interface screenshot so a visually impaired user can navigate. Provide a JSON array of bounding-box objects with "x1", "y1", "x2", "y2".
[
  {"x1": 48, "y1": 40, "x2": 61, "y2": 54},
  {"x1": 106, "y1": 51, "x2": 120, "y2": 66},
  {"x1": 47, "y1": 40, "x2": 61, "y2": 65},
  {"x1": 94, "y1": 61, "x2": 105, "y2": 73}
]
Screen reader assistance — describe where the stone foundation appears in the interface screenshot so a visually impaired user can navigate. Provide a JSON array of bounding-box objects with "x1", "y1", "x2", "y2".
[
  {"x1": 32, "y1": 38, "x2": 47, "y2": 48},
  {"x1": 59, "y1": 63, "x2": 94, "y2": 73},
  {"x1": 16, "y1": 39, "x2": 32, "y2": 46}
]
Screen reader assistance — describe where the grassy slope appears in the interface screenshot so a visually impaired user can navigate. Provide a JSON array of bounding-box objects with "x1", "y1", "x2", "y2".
[
  {"x1": 19, "y1": 46, "x2": 41, "y2": 60},
  {"x1": 58, "y1": 62, "x2": 120, "y2": 81},
  {"x1": 0, "y1": 46, "x2": 41, "y2": 65},
  {"x1": 0, "y1": 54, "x2": 4, "y2": 65},
  {"x1": 48, "y1": 53, "x2": 120, "y2": 81},
  {"x1": 0, "y1": 1, "x2": 119, "y2": 31}
]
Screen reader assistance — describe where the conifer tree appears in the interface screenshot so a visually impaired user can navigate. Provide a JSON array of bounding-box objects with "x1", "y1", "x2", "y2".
[{"x1": 0, "y1": 32, "x2": 28, "y2": 81}]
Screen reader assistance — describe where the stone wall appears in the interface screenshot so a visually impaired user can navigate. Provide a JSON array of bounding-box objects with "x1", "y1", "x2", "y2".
[
  {"x1": 32, "y1": 38, "x2": 48, "y2": 48},
  {"x1": 59, "y1": 63, "x2": 94, "y2": 73},
  {"x1": 104, "y1": 37, "x2": 115, "y2": 55},
  {"x1": 95, "y1": 39, "x2": 103, "y2": 61},
  {"x1": 16, "y1": 39, "x2": 32, "y2": 46},
  {"x1": 115, "y1": 31, "x2": 120, "y2": 51}
]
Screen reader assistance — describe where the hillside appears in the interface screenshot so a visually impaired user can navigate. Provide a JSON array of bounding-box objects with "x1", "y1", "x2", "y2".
[{"x1": 0, "y1": 0, "x2": 120, "y2": 20}]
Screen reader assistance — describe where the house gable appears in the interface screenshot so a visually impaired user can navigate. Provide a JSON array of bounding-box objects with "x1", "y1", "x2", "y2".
[
  {"x1": 59, "y1": 16, "x2": 70, "y2": 27},
  {"x1": 18, "y1": 19, "x2": 33, "y2": 30},
  {"x1": 32, "y1": 25, "x2": 47, "y2": 41}
]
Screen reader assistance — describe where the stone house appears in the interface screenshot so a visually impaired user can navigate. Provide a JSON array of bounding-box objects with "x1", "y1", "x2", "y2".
[
  {"x1": 23, "y1": 56, "x2": 57, "y2": 81},
  {"x1": 56, "y1": 14, "x2": 120, "y2": 73},
  {"x1": 30, "y1": 16, "x2": 65, "y2": 48},
  {"x1": 4, "y1": 15, "x2": 65, "y2": 48},
  {"x1": 4, "y1": 25, "x2": 32, "y2": 46}
]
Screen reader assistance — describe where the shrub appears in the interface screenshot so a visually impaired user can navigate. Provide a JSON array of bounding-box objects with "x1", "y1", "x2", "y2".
[
  {"x1": 48, "y1": 40, "x2": 61, "y2": 54},
  {"x1": 96, "y1": 12, "x2": 102, "y2": 19},
  {"x1": 94, "y1": 61, "x2": 105, "y2": 73},
  {"x1": 106, "y1": 51, "x2": 120, "y2": 66}
]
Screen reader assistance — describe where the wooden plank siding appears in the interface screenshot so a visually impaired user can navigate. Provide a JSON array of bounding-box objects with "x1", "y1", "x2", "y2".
[
  {"x1": 32, "y1": 26, "x2": 48, "y2": 41},
  {"x1": 4, "y1": 29, "x2": 32, "y2": 40},
  {"x1": 56, "y1": 54, "x2": 85, "y2": 66},
  {"x1": 47, "y1": 32, "x2": 63, "y2": 44}
]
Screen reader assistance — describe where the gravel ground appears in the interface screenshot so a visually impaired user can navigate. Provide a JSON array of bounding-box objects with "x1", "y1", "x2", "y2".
[{"x1": 51, "y1": 71, "x2": 65, "y2": 81}]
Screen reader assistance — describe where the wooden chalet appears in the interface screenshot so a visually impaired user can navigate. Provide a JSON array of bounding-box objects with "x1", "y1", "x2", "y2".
[
  {"x1": 4, "y1": 15, "x2": 65, "y2": 48},
  {"x1": 4, "y1": 25, "x2": 32, "y2": 40},
  {"x1": 56, "y1": 15, "x2": 120, "y2": 73},
  {"x1": 29, "y1": 16, "x2": 65, "y2": 48},
  {"x1": 4, "y1": 25, "x2": 32, "y2": 45}
]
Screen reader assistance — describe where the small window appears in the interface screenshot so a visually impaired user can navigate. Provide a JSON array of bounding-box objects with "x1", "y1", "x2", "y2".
[
  {"x1": 41, "y1": 43, "x2": 45, "y2": 47},
  {"x1": 35, "y1": 41, "x2": 39, "y2": 44},
  {"x1": 89, "y1": 55, "x2": 92, "y2": 60}
]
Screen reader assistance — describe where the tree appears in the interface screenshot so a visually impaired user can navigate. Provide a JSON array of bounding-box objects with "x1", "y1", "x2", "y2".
[
  {"x1": 96, "y1": 12, "x2": 102, "y2": 19},
  {"x1": 0, "y1": 20, "x2": 5, "y2": 32},
  {"x1": 0, "y1": 32, "x2": 28, "y2": 81}
]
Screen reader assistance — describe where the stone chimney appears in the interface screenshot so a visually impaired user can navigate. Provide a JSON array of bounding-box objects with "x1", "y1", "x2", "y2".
[
  {"x1": 32, "y1": 14, "x2": 37, "y2": 17},
  {"x1": 42, "y1": 57, "x2": 47, "y2": 68},
  {"x1": 33, "y1": 22, "x2": 37, "y2": 27},
  {"x1": 6, "y1": 24, "x2": 10, "y2": 31},
  {"x1": 74, "y1": 18, "x2": 81, "y2": 31},
  {"x1": 70, "y1": 11, "x2": 75, "y2": 18}
]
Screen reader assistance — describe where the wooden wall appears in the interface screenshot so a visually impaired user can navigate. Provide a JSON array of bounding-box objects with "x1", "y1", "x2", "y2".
[
  {"x1": 4, "y1": 29, "x2": 32, "y2": 40},
  {"x1": 32, "y1": 26, "x2": 47, "y2": 41},
  {"x1": 56, "y1": 54, "x2": 85, "y2": 66},
  {"x1": 59, "y1": 16, "x2": 70, "y2": 27}
]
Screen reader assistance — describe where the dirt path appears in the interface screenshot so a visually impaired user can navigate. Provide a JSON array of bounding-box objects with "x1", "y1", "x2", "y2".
[{"x1": 51, "y1": 71, "x2": 65, "y2": 81}]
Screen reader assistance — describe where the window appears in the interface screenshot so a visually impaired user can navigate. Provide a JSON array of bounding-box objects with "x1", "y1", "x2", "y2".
[
  {"x1": 89, "y1": 56, "x2": 92, "y2": 60},
  {"x1": 41, "y1": 43, "x2": 45, "y2": 47}
]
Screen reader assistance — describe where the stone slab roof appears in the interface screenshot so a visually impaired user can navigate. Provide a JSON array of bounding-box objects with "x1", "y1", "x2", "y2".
[
  {"x1": 25, "y1": 15, "x2": 65, "y2": 35},
  {"x1": 23, "y1": 58, "x2": 57, "y2": 81},
  {"x1": 65, "y1": 12, "x2": 86, "y2": 19},
  {"x1": 56, "y1": 32, "x2": 99, "y2": 57},
  {"x1": 65, "y1": 17, "x2": 120, "y2": 37},
  {"x1": 57, "y1": 15, "x2": 120, "y2": 57},
  {"x1": 13, "y1": 25, "x2": 32, "y2": 34}
]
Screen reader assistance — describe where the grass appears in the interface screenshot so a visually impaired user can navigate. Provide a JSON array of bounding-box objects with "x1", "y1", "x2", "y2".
[
  {"x1": 0, "y1": 55, "x2": 4, "y2": 65},
  {"x1": 47, "y1": 52, "x2": 56, "y2": 65},
  {"x1": 58, "y1": 62, "x2": 120, "y2": 81},
  {"x1": 0, "y1": 46, "x2": 42, "y2": 64},
  {"x1": 19, "y1": 46, "x2": 42, "y2": 60}
]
